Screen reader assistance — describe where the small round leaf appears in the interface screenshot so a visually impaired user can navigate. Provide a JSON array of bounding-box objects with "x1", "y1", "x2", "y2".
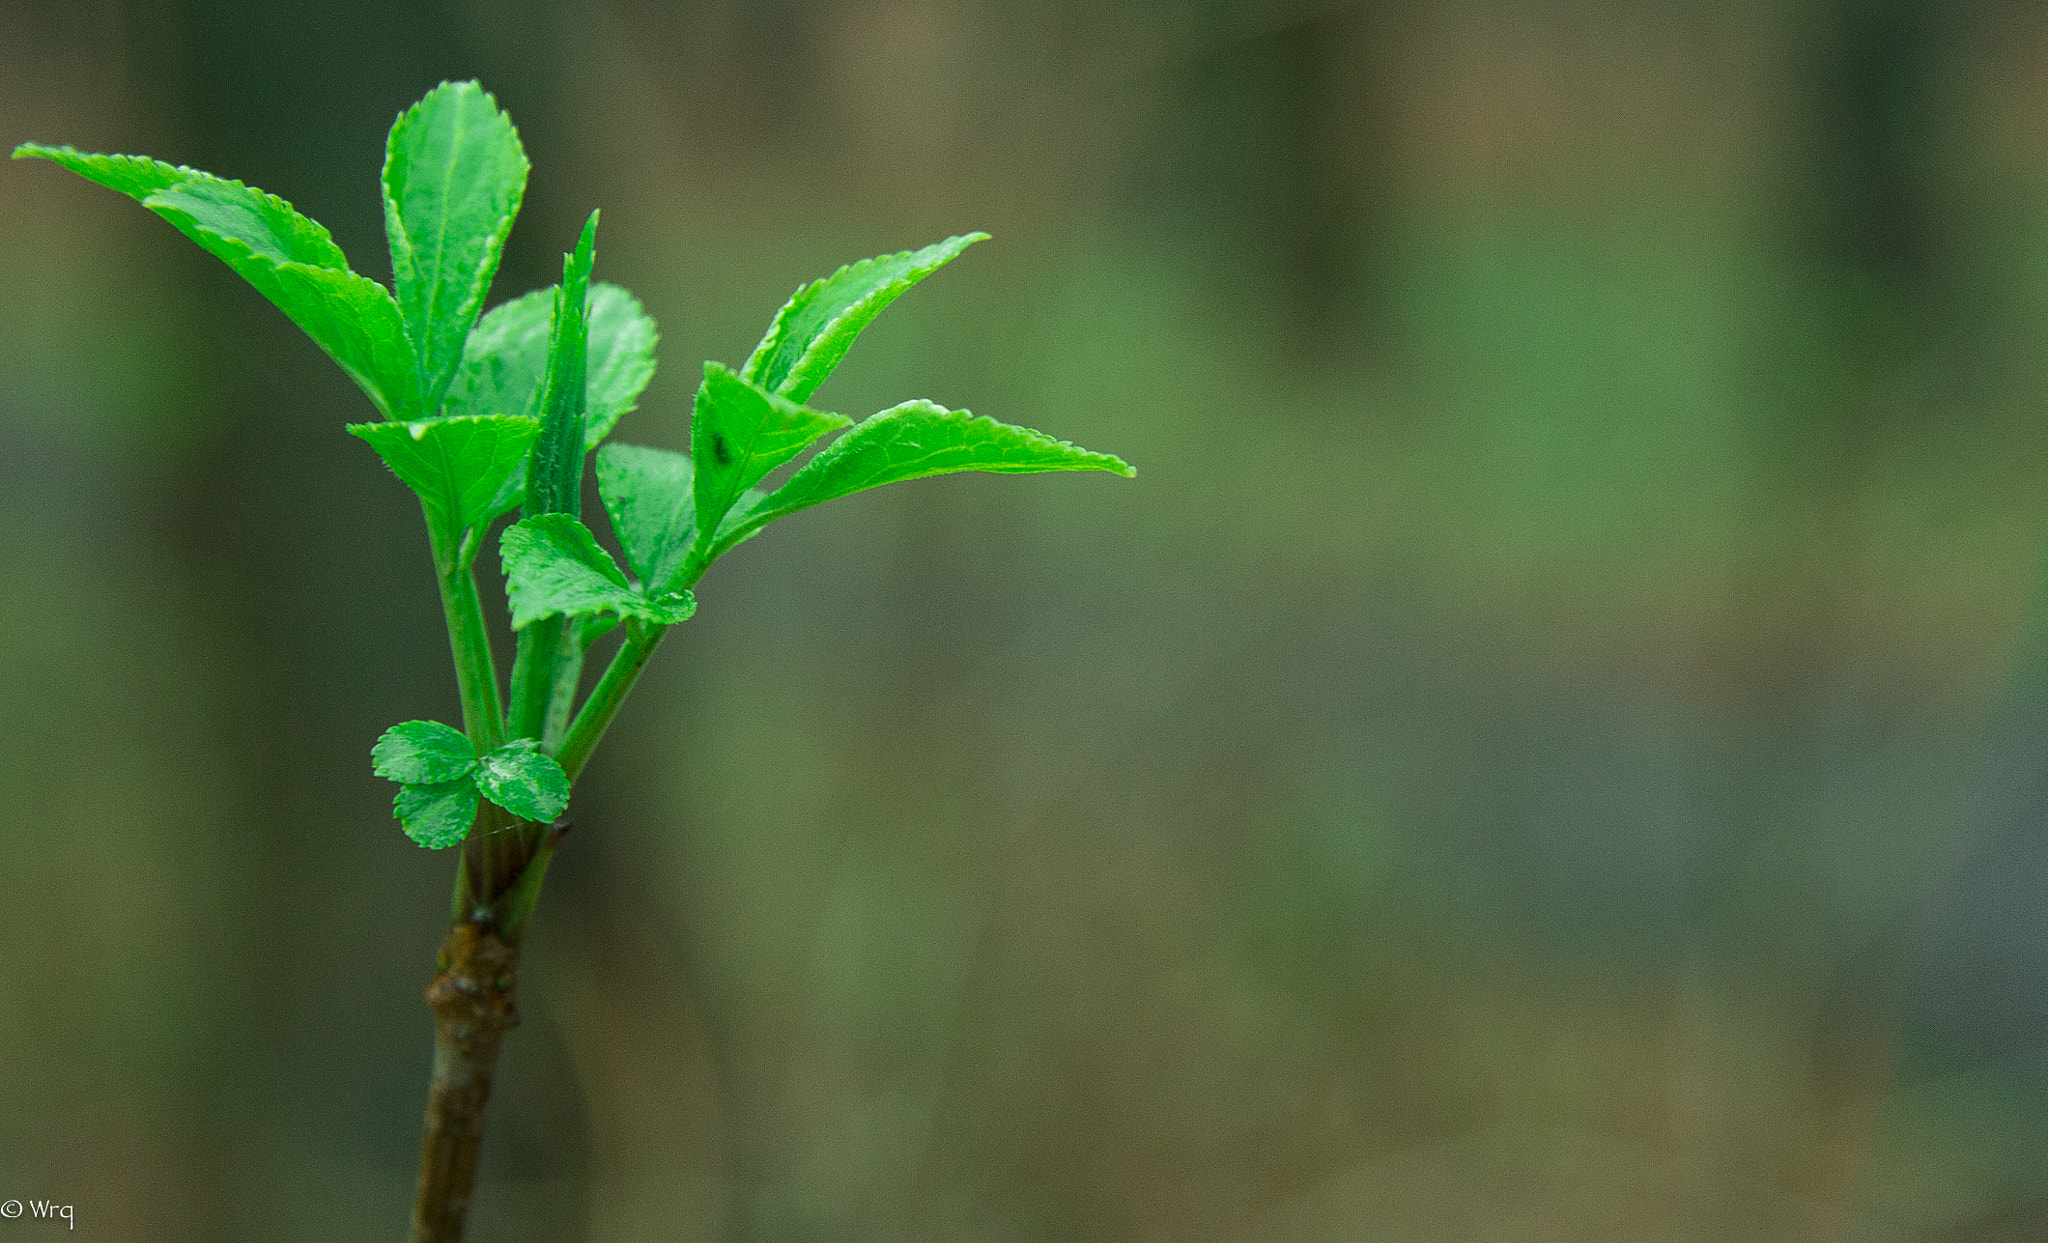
[
  {"x1": 394, "y1": 780, "x2": 480, "y2": 849},
  {"x1": 372, "y1": 720, "x2": 478, "y2": 784},
  {"x1": 474, "y1": 739, "x2": 570, "y2": 823}
]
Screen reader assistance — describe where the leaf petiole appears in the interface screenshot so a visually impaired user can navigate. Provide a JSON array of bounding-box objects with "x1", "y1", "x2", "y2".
[
  {"x1": 555, "y1": 618, "x2": 665, "y2": 783},
  {"x1": 505, "y1": 615, "x2": 565, "y2": 742}
]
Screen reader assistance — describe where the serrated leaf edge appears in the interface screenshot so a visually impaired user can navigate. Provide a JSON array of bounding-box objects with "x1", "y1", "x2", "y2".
[
  {"x1": 393, "y1": 779, "x2": 480, "y2": 849},
  {"x1": 11, "y1": 143, "x2": 192, "y2": 191},
  {"x1": 742, "y1": 232, "x2": 988, "y2": 399},
  {"x1": 584, "y1": 282, "x2": 660, "y2": 447},
  {"x1": 370, "y1": 719, "x2": 478, "y2": 784},
  {"x1": 142, "y1": 175, "x2": 350, "y2": 269},
  {"x1": 472, "y1": 739, "x2": 571, "y2": 822},
  {"x1": 382, "y1": 81, "x2": 531, "y2": 409},
  {"x1": 700, "y1": 401, "x2": 1133, "y2": 565}
]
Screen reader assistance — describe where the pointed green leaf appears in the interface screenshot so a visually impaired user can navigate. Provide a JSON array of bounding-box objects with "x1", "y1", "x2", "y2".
[
  {"x1": 442, "y1": 282, "x2": 656, "y2": 449},
  {"x1": 501, "y1": 513, "x2": 695, "y2": 628},
  {"x1": 740, "y1": 232, "x2": 987, "y2": 402},
  {"x1": 474, "y1": 739, "x2": 570, "y2": 822},
  {"x1": 691, "y1": 362, "x2": 850, "y2": 548},
  {"x1": 505, "y1": 219, "x2": 602, "y2": 751},
  {"x1": 596, "y1": 442, "x2": 696, "y2": 593},
  {"x1": 706, "y1": 401, "x2": 1133, "y2": 561},
  {"x1": 371, "y1": 720, "x2": 477, "y2": 784},
  {"x1": 436, "y1": 281, "x2": 658, "y2": 531},
  {"x1": 14, "y1": 144, "x2": 421, "y2": 418},
  {"x1": 12, "y1": 143, "x2": 188, "y2": 198},
  {"x1": 147, "y1": 173, "x2": 348, "y2": 268},
  {"x1": 524, "y1": 212, "x2": 598, "y2": 518},
  {"x1": 394, "y1": 780, "x2": 479, "y2": 849},
  {"x1": 383, "y1": 80, "x2": 530, "y2": 412},
  {"x1": 349, "y1": 414, "x2": 542, "y2": 540}
]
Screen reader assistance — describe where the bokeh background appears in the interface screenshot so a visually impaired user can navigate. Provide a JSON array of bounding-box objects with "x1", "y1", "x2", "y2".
[{"x1": 10, "y1": 0, "x2": 2048, "y2": 1238}]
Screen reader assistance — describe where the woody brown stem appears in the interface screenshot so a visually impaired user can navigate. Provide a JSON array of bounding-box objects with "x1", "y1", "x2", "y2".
[{"x1": 410, "y1": 919, "x2": 522, "y2": 1243}]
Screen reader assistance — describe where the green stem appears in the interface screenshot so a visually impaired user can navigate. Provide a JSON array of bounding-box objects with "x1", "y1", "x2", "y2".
[
  {"x1": 414, "y1": 515, "x2": 528, "y2": 1243},
  {"x1": 541, "y1": 636, "x2": 588, "y2": 754},
  {"x1": 555, "y1": 620, "x2": 666, "y2": 783},
  {"x1": 426, "y1": 511, "x2": 504, "y2": 752},
  {"x1": 505, "y1": 617, "x2": 564, "y2": 743}
]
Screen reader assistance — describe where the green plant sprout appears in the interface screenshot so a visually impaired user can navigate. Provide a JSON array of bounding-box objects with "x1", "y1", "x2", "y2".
[{"x1": 15, "y1": 80, "x2": 1130, "y2": 1243}]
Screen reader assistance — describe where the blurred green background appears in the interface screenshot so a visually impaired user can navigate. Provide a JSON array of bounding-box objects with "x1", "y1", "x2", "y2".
[{"x1": 9, "y1": 0, "x2": 2048, "y2": 1238}]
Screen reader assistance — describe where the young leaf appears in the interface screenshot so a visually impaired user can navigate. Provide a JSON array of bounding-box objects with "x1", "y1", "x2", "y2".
[
  {"x1": 10, "y1": 143, "x2": 187, "y2": 199},
  {"x1": 371, "y1": 720, "x2": 477, "y2": 784},
  {"x1": 382, "y1": 81, "x2": 529, "y2": 413},
  {"x1": 704, "y1": 401, "x2": 1133, "y2": 562},
  {"x1": 474, "y1": 739, "x2": 570, "y2": 823},
  {"x1": 394, "y1": 780, "x2": 480, "y2": 849},
  {"x1": 524, "y1": 212, "x2": 598, "y2": 518},
  {"x1": 501, "y1": 513, "x2": 695, "y2": 628},
  {"x1": 349, "y1": 414, "x2": 542, "y2": 541},
  {"x1": 148, "y1": 173, "x2": 348, "y2": 269},
  {"x1": 583, "y1": 283, "x2": 660, "y2": 447},
  {"x1": 503, "y1": 219, "x2": 605, "y2": 747},
  {"x1": 691, "y1": 361, "x2": 850, "y2": 547},
  {"x1": 13, "y1": 145, "x2": 422, "y2": 418},
  {"x1": 740, "y1": 233, "x2": 987, "y2": 402},
  {"x1": 596, "y1": 443, "x2": 696, "y2": 593},
  {"x1": 441, "y1": 282, "x2": 657, "y2": 449}
]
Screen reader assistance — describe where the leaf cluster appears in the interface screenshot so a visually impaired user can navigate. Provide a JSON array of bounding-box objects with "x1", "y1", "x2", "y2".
[
  {"x1": 16, "y1": 81, "x2": 1132, "y2": 855},
  {"x1": 373, "y1": 721, "x2": 568, "y2": 848}
]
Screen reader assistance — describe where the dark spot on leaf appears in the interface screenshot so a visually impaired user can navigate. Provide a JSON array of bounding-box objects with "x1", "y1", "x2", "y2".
[{"x1": 712, "y1": 434, "x2": 732, "y2": 466}]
